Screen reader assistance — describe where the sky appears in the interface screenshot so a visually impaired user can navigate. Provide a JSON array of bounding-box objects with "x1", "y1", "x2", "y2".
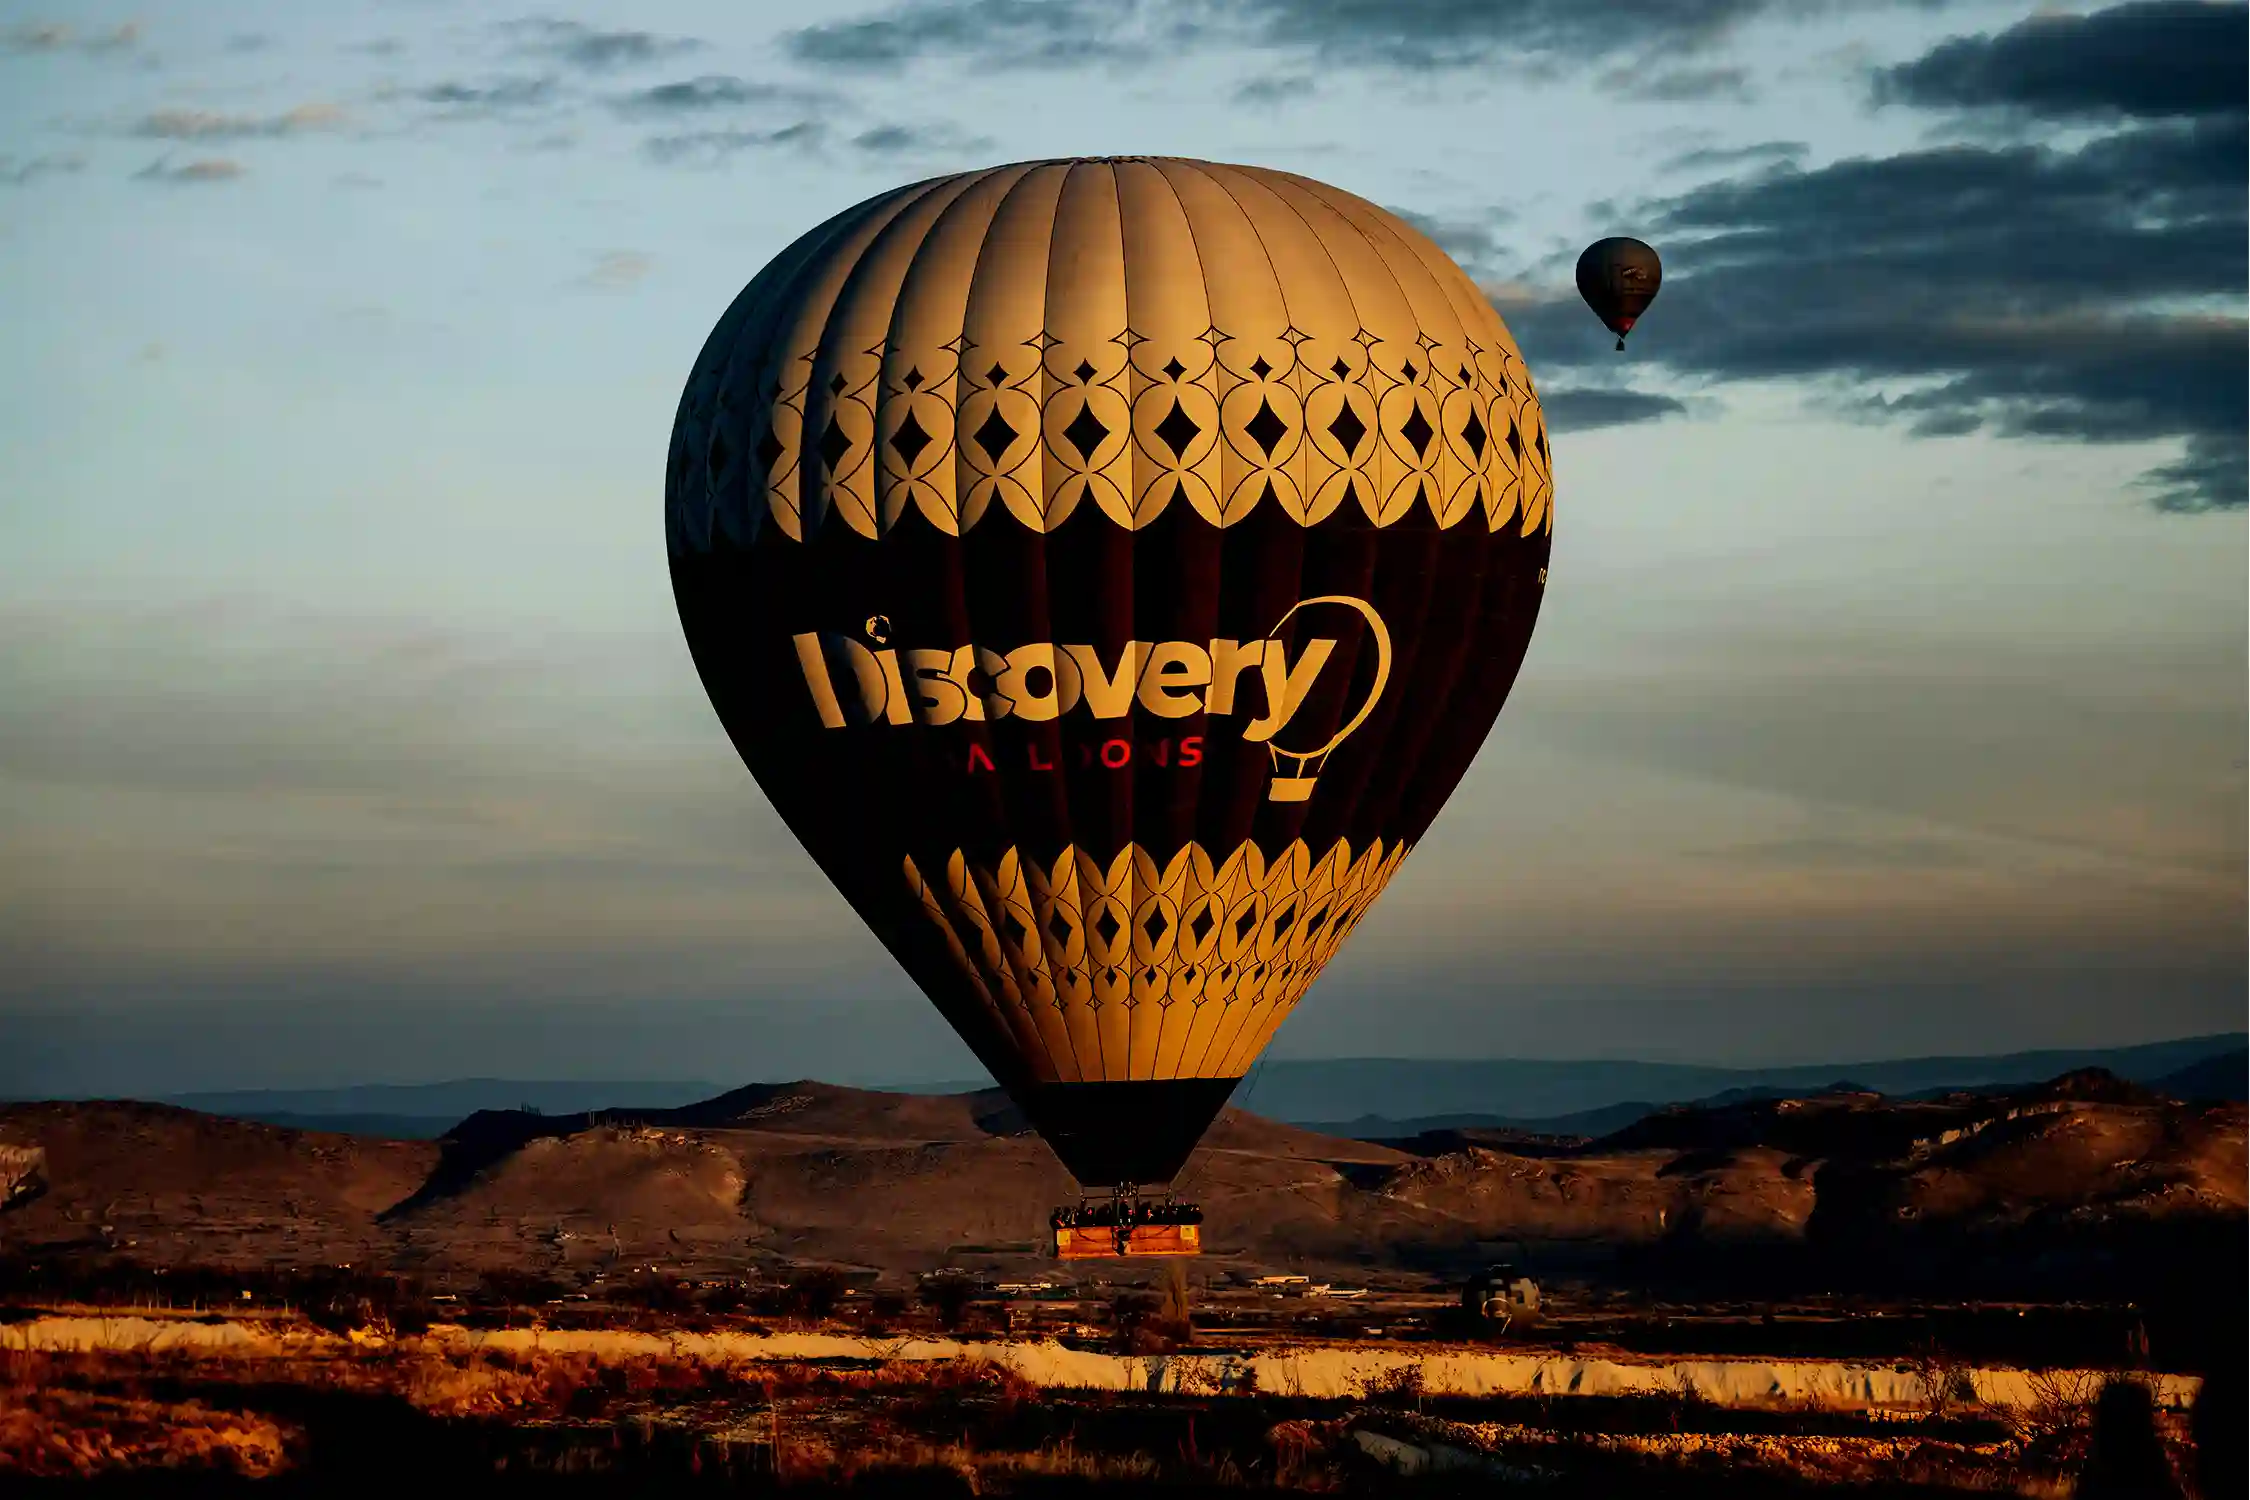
[{"x1": 0, "y1": 0, "x2": 2242, "y2": 1095}]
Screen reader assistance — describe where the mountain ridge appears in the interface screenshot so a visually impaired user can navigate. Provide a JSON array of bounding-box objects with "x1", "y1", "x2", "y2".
[{"x1": 65, "y1": 1032, "x2": 2238, "y2": 1140}]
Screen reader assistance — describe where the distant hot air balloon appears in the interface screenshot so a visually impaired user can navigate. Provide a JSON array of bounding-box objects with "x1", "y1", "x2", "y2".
[
  {"x1": 667, "y1": 158, "x2": 1555, "y2": 1255},
  {"x1": 1575, "y1": 237, "x2": 1662, "y2": 351}
]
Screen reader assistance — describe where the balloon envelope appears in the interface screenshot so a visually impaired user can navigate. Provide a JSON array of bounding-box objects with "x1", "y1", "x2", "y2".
[
  {"x1": 1575, "y1": 237, "x2": 1662, "y2": 341},
  {"x1": 667, "y1": 158, "x2": 1554, "y2": 1189}
]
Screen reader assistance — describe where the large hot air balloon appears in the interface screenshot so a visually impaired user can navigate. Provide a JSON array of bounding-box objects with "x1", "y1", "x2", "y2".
[
  {"x1": 1575, "y1": 236, "x2": 1662, "y2": 351},
  {"x1": 667, "y1": 158, "x2": 1554, "y2": 1255}
]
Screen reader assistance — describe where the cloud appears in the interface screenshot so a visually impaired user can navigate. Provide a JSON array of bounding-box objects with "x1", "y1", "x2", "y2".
[
  {"x1": 414, "y1": 77, "x2": 559, "y2": 114},
  {"x1": 333, "y1": 170, "x2": 383, "y2": 190},
  {"x1": 638, "y1": 119, "x2": 987, "y2": 166},
  {"x1": 574, "y1": 249, "x2": 653, "y2": 291},
  {"x1": 848, "y1": 122, "x2": 994, "y2": 155},
  {"x1": 133, "y1": 157, "x2": 246, "y2": 185},
  {"x1": 0, "y1": 152, "x2": 85, "y2": 186},
  {"x1": 786, "y1": 0, "x2": 1937, "y2": 73},
  {"x1": 134, "y1": 104, "x2": 347, "y2": 140},
  {"x1": 1695, "y1": 831, "x2": 1979, "y2": 872},
  {"x1": 1232, "y1": 72, "x2": 1313, "y2": 103},
  {"x1": 641, "y1": 122, "x2": 827, "y2": 166},
  {"x1": 2, "y1": 20, "x2": 140, "y2": 55},
  {"x1": 1538, "y1": 386, "x2": 1690, "y2": 429},
  {"x1": 1877, "y1": 1, "x2": 2248, "y2": 121},
  {"x1": 1602, "y1": 62, "x2": 1755, "y2": 102},
  {"x1": 1495, "y1": 20, "x2": 2249, "y2": 511},
  {"x1": 501, "y1": 18, "x2": 704, "y2": 71},
  {"x1": 1391, "y1": 208, "x2": 1517, "y2": 279},
  {"x1": 788, "y1": 0, "x2": 1167, "y2": 69},
  {"x1": 1660, "y1": 139, "x2": 1805, "y2": 173},
  {"x1": 1224, "y1": 0, "x2": 1864, "y2": 66},
  {"x1": 613, "y1": 75, "x2": 827, "y2": 114}
]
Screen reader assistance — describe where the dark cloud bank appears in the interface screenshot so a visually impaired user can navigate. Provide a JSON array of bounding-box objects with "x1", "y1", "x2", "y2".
[
  {"x1": 785, "y1": 0, "x2": 2245, "y2": 511},
  {"x1": 1514, "y1": 1, "x2": 2248, "y2": 511},
  {"x1": 786, "y1": 0, "x2": 1894, "y2": 71}
]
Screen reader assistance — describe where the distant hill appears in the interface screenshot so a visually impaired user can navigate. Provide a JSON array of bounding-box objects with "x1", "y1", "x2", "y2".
[
  {"x1": 139, "y1": 1078, "x2": 996, "y2": 1137},
  {"x1": 2150, "y1": 1049, "x2": 2248, "y2": 1104},
  {"x1": 205, "y1": 1111, "x2": 466, "y2": 1140},
  {"x1": 1309, "y1": 1100, "x2": 1660, "y2": 1143},
  {"x1": 160, "y1": 1079, "x2": 736, "y2": 1126},
  {"x1": 9, "y1": 1034, "x2": 2227, "y2": 1145},
  {"x1": 1261, "y1": 1034, "x2": 2244, "y2": 1135}
]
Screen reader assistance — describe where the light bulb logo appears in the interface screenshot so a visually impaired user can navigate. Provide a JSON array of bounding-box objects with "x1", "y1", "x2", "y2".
[{"x1": 1245, "y1": 595, "x2": 1392, "y2": 803}]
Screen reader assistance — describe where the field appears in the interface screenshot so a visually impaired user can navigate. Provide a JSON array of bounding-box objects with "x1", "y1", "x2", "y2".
[{"x1": 1, "y1": 1318, "x2": 2234, "y2": 1496}]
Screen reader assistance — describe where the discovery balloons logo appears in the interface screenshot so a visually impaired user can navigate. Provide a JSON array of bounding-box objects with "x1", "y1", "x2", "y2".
[{"x1": 790, "y1": 596, "x2": 1393, "y2": 803}]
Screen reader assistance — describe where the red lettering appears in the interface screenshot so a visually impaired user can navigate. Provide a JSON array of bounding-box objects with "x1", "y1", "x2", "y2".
[
  {"x1": 966, "y1": 743, "x2": 996, "y2": 773},
  {"x1": 1178, "y1": 736, "x2": 1203, "y2": 767},
  {"x1": 1151, "y1": 738, "x2": 1170, "y2": 767},
  {"x1": 1028, "y1": 742, "x2": 1055, "y2": 771},
  {"x1": 1100, "y1": 738, "x2": 1132, "y2": 768}
]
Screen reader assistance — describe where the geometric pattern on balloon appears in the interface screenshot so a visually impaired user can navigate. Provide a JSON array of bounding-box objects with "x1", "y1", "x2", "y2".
[
  {"x1": 902, "y1": 837, "x2": 1411, "y2": 1086},
  {"x1": 662, "y1": 160, "x2": 1559, "y2": 553},
  {"x1": 731, "y1": 320, "x2": 1552, "y2": 539}
]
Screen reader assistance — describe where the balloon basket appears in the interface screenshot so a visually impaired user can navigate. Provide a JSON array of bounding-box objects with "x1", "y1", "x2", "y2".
[{"x1": 1051, "y1": 1193, "x2": 1204, "y2": 1260}]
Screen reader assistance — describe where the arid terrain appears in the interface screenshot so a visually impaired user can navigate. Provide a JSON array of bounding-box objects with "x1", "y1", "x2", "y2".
[
  {"x1": 2, "y1": 1067, "x2": 2240, "y2": 1296},
  {"x1": 1, "y1": 1069, "x2": 2242, "y2": 1493}
]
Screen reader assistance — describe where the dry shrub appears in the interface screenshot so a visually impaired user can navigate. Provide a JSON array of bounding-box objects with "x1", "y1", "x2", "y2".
[
  {"x1": 920, "y1": 1275, "x2": 976, "y2": 1332},
  {"x1": 699, "y1": 1279, "x2": 755, "y2": 1315},
  {"x1": 0, "y1": 1387, "x2": 294, "y2": 1478},
  {"x1": 476, "y1": 1268, "x2": 570, "y2": 1309},
  {"x1": 1356, "y1": 1362, "x2": 1425, "y2": 1409},
  {"x1": 783, "y1": 1267, "x2": 850, "y2": 1321},
  {"x1": 1998, "y1": 1367, "x2": 2107, "y2": 1465},
  {"x1": 1267, "y1": 1418, "x2": 1320, "y2": 1479},
  {"x1": 780, "y1": 1430, "x2": 1158, "y2": 1491},
  {"x1": 1109, "y1": 1289, "x2": 1189, "y2": 1353},
  {"x1": 1003, "y1": 1438, "x2": 1162, "y2": 1483},
  {"x1": 1906, "y1": 1338, "x2": 1979, "y2": 1418},
  {"x1": 1110, "y1": 1290, "x2": 1157, "y2": 1339},
  {"x1": 397, "y1": 1351, "x2": 563, "y2": 1417},
  {"x1": 395, "y1": 1347, "x2": 786, "y2": 1417},
  {"x1": 758, "y1": 1354, "x2": 1038, "y2": 1408}
]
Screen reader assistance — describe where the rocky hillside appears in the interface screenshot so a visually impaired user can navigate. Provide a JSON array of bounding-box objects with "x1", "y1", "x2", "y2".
[{"x1": 1, "y1": 1072, "x2": 2238, "y2": 1296}]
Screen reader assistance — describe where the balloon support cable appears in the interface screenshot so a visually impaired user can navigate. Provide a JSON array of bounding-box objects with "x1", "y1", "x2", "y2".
[{"x1": 1050, "y1": 1188, "x2": 1204, "y2": 1259}]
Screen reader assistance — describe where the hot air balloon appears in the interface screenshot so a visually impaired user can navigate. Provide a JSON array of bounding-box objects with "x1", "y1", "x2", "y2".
[
  {"x1": 667, "y1": 158, "x2": 1555, "y2": 1257},
  {"x1": 1575, "y1": 236, "x2": 1662, "y2": 351}
]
